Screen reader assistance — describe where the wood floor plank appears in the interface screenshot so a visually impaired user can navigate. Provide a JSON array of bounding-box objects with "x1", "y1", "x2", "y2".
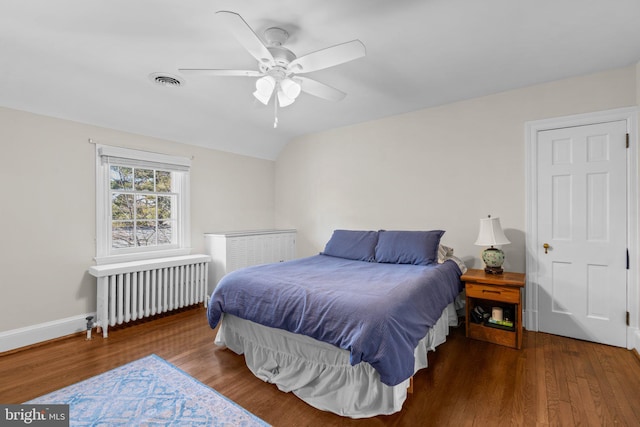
[
  {"x1": 533, "y1": 331, "x2": 550, "y2": 425},
  {"x1": 1, "y1": 307, "x2": 640, "y2": 426},
  {"x1": 590, "y1": 343, "x2": 640, "y2": 425},
  {"x1": 507, "y1": 351, "x2": 526, "y2": 425},
  {"x1": 543, "y1": 333, "x2": 562, "y2": 425}
]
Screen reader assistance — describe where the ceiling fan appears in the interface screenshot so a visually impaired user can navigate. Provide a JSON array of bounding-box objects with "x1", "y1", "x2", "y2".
[{"x1": 179, "y1": 11, "x2": 366, "y2": 127}]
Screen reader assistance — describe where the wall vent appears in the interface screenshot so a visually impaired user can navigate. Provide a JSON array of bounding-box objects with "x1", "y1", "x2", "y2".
[{"x1": 149, "y1": 72, "x2": 184, "y2": 88}]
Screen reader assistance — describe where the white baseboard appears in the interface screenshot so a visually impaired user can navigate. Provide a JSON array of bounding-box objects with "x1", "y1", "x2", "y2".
[{"x1": 0, "y1": 313, "x2": 96, "y2": 353}]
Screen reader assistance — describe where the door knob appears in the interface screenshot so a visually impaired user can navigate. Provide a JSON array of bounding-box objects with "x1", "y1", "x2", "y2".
[{"x1": 543, "y1": 243, "x2": 550, "y2": 254}]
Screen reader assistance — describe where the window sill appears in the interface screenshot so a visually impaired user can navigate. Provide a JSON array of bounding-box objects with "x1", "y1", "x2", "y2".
[{"x1": 94, "y1": 248, "x2": 192, "y2": 266}]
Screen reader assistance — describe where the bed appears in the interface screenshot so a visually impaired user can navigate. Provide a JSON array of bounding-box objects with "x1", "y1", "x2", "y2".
[{"x1": 207, "y1": 229, "x2": 466, "y2": 418}]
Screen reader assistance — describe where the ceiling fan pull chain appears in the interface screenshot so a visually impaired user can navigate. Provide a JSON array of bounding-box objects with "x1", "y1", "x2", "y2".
[{"x1": 273, "y1": 94, "x2": 279, "y2": 128}]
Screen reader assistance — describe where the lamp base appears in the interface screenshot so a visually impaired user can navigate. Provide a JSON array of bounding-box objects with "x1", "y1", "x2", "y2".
[
  {"x1": 482, "y1": 247, "x2": 505, "y2": 275},
  {"x1": 484, "y1": 266, "x2": 504, "y2": 275}
]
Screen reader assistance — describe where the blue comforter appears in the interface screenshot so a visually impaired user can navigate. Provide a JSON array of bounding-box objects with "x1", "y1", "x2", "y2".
[{"x1": 207, "y1": 255, "x2": 462, "y2": 386}]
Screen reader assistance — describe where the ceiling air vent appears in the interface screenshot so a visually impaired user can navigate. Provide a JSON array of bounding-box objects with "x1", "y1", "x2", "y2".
[{"x1": 149, "y1": 72, "x2": 184, "y2": 88}]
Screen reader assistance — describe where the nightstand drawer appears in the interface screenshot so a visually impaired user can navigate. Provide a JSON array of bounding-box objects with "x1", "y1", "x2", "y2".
[{"x1": 466, "y1": 282, "x2": 520, "y2": 304}]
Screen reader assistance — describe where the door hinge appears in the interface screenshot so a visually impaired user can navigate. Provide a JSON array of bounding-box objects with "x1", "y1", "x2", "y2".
[
  {"x1": 626, "y1": 133, "x2": 630, "y2": 148},
  {"x1": 627, "y1": 249, "x2": 630, "y2": 270},
  {"x1": 627, "y1": 311, "x2": 630, "y2": 326}
]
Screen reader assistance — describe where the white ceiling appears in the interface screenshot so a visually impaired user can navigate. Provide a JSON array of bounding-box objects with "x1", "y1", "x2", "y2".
[{"x1": 2, "y1": 0, "x2": 640, "y2": 160}]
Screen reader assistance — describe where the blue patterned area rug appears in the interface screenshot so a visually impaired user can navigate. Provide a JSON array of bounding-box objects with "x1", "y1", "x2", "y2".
[{"x1": 27, "y1": 354, "x2": 270, "y2": 426}]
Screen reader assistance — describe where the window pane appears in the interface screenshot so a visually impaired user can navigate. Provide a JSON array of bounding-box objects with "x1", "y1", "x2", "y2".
[
  {"x1": 158, "y1": 196, "x2": 172, "y2": 219},
  {"x1": 110, "y1": 166, "x2": 132, "y2": 190},
  {"x1": 136, "y1": 221, "x2": 156, "y2": 246},
  {"x1": 158, "y1": 220, "x2": 173, "y2": 245},
  {"x1": 156, "y1": 171, "x2": 172, "y2": 192},
  {"x1": 112, "y1": 222, "x2": 134, "y2": 248},
  {"x1": 134, "y1": 169, "x2": 155, "y2": 191},
  {"x1": 112, "y1": 193, "x2": 134, "y2": 220},
  {"x1": 136, "y1": 195, "x2": 156, "y2": 219}
]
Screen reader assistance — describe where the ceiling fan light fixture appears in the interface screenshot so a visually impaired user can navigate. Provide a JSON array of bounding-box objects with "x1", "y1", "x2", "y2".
[
  {"x1": 253, "y1": 89, "x2": 272, "y2": 105},
  {"x1": 280, "y1": 78, "x2": 301, "y2": 99},
  {"x1": 255, "y1": 75, "x2": 275, "y2": 95},
  {"x1": 253, "y1": 75, "x2": 275, "y2": 105},
  {"x1": 277, "y1": 89, "x2": 295, "y2": 107}
]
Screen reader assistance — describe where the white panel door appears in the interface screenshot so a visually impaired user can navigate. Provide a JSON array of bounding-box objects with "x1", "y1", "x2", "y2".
[{"x1": 537, "y1": 120, "x2": 627, "y2": 347}]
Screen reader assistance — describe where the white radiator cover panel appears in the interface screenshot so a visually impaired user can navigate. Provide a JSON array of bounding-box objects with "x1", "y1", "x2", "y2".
[{"x1": 205, "y1": 229, "x2": 296, "y2": 292}]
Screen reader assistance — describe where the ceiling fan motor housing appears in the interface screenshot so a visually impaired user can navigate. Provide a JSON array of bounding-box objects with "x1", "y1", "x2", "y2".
[{"x1": 260, "y1": 46, "x2": 296, "y2": 72}]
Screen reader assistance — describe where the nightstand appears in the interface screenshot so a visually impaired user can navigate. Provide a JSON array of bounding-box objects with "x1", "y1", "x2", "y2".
[{"x1": 461, "y1": 269, "x2": 526, "y2": 349}]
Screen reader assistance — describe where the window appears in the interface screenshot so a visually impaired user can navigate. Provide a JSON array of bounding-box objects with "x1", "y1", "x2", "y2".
[
  {"x1": 95, "y1": 145, "x2": 191, "y2": 264},
  {"x1": 110, "y1": 166, "x2": 176, "y2": 249}
]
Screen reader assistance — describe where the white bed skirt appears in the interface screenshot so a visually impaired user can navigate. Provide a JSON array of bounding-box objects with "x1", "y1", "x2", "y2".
[{"x1": 214, "y1": 302, "x2": 458, "y2": 418}]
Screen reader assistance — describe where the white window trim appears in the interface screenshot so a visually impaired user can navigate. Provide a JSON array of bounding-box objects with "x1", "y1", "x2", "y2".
[{"x1": 95, "y1": 144, "x2": 192, "y2": 265}]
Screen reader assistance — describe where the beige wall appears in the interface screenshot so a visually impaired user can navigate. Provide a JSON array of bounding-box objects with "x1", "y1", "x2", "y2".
[
  {"x1": 275, "y1": 65, "x2": 638, "y2": 274},
  {"x1": 2, "y1": 63, "x2": 638, "y2": 344},
  {"x1": 0, "y1": 107, "x2": 275, "y2": 332}
]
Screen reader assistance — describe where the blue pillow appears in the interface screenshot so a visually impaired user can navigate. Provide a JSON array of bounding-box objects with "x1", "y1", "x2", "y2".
[
  {"x1": 321, "y1": 230, "x2": 378, "y2": 262},
  {"x1": 375, "y1": 230, "x2": 445, "y2": 265}
]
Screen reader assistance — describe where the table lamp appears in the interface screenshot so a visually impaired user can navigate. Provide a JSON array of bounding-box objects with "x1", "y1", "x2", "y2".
[{"x1": 474, "y1": 215, "x2": 510, "y2": 274}]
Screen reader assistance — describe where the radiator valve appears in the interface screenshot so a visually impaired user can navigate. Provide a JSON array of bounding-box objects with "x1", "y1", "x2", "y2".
[{"x1": 85, "y1": 316, "x2": 95, "y2": 340}]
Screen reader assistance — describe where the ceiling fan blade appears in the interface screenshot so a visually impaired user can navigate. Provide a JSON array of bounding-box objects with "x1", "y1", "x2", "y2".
[
  {"x1": 297, "y1": 76, "x2": 346, "y2": 102},
  {"x1": 288, "y1": 40, "x2": 365, "y2": 74},
  {"x1": 178, "y1": 69, "x2": 263, "y2": 77},
  {"x1": 216, "y1": 11, "x2": 274, "y2": 65}
]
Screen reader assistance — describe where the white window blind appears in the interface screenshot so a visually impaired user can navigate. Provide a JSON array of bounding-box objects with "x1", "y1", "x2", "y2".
[{"x1": 98, "y1": 145, "x2": 191, "y2": 172}]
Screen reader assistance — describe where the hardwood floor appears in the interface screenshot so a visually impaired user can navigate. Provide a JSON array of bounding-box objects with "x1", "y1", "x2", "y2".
[{"x1": 1, "y1": 306, "x2": 639, "y2": 426}]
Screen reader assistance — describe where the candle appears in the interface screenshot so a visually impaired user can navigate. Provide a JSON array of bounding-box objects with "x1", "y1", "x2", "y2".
[{"x1": 492, "y1": 307, "x2": 503, "y2": 321}]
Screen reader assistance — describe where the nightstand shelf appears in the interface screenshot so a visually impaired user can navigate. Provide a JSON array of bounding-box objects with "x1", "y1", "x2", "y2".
[{"x1": 462, "y1": 269, "x2": 526, "y2": 349}]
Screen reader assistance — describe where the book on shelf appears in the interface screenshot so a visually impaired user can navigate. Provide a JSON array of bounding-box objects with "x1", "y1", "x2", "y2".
[{"x1": 486, "y1": 318, "x2": 514, "y2": 328}]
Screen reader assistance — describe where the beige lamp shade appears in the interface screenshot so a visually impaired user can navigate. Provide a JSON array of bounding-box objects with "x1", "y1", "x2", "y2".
[
  {"x1": 475, "y1": 216, "x2": 510, "y2": 274},
  {"x1": 474, "y1": 216, "x2": 510, "y2": 246}
]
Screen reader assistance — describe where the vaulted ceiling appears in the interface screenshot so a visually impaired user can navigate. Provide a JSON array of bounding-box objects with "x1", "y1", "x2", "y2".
[{"x1": 2, "y1": 0, "x2": 640, "y2": 160}]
